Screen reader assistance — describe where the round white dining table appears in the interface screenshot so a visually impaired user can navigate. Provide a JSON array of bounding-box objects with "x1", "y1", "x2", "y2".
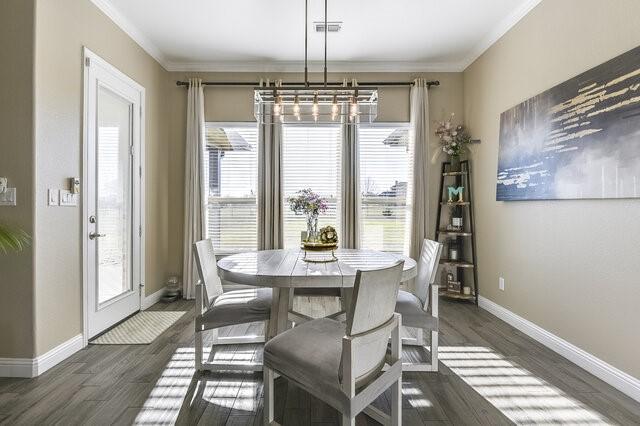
[{"x1": 217, "y1": 248, "x2": 417, "y2": 338}]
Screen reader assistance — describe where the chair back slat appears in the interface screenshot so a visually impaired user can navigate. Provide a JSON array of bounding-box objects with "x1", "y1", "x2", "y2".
[
  {"x1": 414, "y1": 239, "x2": 443, "y2": 308},
  {"x1": 344, "y1": 261, "x2": 404, "y2": 385},
  {"x1": 193, "y1": 239, "x2": 224, "y2": 305}
]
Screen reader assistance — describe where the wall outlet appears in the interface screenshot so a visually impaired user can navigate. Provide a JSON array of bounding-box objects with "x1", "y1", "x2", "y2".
[
  {"x1": 499, "y1": 276, "x2": 505, "y2": 291},
  {"x1": 48, "y1": 189, "x2": 59, "y2": 206}
]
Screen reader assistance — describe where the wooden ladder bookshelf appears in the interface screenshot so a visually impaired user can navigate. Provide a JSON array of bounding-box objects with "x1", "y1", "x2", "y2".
[{"x1": 435, "y1": 159, "x2": 479, "y2": 304}]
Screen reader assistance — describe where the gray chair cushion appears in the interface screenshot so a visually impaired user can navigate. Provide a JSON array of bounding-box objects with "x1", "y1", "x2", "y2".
[
  {"x1": 395, "y1": 290, "x2": 438, "y2": 331},
  {"x1": 264, "y1": 318, "x2": 351, "y2": 412},
  {"x1": 196, "y1": 288, "x2": 272, "y2": 330}
]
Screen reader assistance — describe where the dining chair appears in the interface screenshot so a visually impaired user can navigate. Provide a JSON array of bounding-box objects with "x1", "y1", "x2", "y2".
[
  {"x1": 263, "y1": 261, "x2": 404, "y2": 426},
  {"x1": 193, "y1": 239, "x2": 272, "y2": 372},
  {"x1": 394, "y1": 238, "x2": 443, "y2": 372}
]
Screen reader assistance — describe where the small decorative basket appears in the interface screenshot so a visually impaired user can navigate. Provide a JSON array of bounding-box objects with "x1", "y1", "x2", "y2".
[{"x1": 302, "y1": 225, "x2": 338, "y2": 263}]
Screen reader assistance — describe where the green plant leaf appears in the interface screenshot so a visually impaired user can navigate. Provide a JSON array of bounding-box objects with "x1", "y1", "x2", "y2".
[{"x1": 0, "y1": 224, "x2": 31, "y2": 254}]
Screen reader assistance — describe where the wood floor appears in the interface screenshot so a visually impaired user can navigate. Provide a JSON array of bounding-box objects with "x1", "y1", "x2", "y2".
[{"x1": 1, "y1": 297, "x2": 639, "y2": 425}]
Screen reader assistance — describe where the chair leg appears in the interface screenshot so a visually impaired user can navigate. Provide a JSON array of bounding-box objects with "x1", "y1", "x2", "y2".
[
  {"x1": 341, "y1": 414, "x2": 355, "y2": 426},
  {"x1": 415, "y1": 327, "x2": 424, "y2": 346},
  {"x1": 195, "y1": 329, "x2": 203, "y2": 371},
  {"x1": 264, "y1": 367, "x2": 275, "y2": 424},
  {"x1": 430, "y1": 330, "x2": 438, "y2": 371},
  {"x1": 391, "y1": 377, "x2": 402, "y2": 426}
]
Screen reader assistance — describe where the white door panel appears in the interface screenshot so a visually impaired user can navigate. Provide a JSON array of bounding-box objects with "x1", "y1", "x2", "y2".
[{"x1": 84, "y1": 49, "x2": 144, "y2": 338}]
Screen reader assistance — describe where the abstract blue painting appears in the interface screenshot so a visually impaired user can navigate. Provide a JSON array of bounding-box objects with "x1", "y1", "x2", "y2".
[{"x1": 497, "y1": 46, "x2": 640, "y2": 201}]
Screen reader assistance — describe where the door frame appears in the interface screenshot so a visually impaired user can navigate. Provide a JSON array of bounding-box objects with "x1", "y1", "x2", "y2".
[{"x1": 81, "y1": 47, "x2": 146, "y2": 346}]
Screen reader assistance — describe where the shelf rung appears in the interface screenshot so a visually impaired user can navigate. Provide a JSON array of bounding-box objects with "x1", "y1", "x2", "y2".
[
  {"x1": 437, "y1": 229, "x2": 472, "y2": 236},
  {"x1": 440, "y1": 260, "x2": 475, "y2": 268},
  {"x1": 440, "y1": 202, "x2": 470, "y2": 206}
]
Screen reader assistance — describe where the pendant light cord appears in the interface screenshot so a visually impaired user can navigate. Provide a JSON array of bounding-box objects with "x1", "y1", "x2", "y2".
[
  {"x1": 304, "y1": 0, "x2": 308, "y2": 87},
  {"x1": 324, "y1": 0, "x2": 328, "y2": 87}
]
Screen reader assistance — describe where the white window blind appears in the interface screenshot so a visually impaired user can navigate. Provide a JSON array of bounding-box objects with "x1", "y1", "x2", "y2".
[
  {"x1": 358, "y1": 125, "x2": 413, "y2": 254},
  {"x1": 203, "y1": 124, "x2": 258, "y2": 253},
  {"x1": 282, "y1": 125, "x2": 341, "y2": 248}
]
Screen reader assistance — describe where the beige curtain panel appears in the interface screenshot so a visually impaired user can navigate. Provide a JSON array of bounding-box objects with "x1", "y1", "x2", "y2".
[
  {"x1": 258, "y1": 103, "x2": 284, "y2": 250},
  {"x1": 409, "y1": 78, "x2": 430, "y2": 261},
  {"x1": 340, "y1": 107, "x2": 361, "y2": 249},
  {"x1": 182, "y1": 78, "x2": 206, "y2": 299}
]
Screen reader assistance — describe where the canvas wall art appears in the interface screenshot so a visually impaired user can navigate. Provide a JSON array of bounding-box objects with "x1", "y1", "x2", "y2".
[{"x1": 496, "y1": 46, "x2": 640, "y2": 201}]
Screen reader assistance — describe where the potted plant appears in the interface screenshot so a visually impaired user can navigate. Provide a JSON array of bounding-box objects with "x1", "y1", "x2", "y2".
[
  {"x1": 0, "y1": 223, "x2": 31, "y2": 254},
  {"x1": 287, "y1": 188, "x2": 328, "y2": 242}
]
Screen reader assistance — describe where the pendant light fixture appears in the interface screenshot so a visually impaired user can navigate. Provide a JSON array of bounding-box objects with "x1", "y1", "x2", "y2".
[{"x1": 254, "y1": 0, "x2": 378, "y2": 124}]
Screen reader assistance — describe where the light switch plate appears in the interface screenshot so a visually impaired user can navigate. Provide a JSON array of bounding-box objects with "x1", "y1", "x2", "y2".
[
  {"x1": 0, "y1": 188, "x2": 16, "y2": 206},
  {"x1": 48, "y1": 189, "x2": 59, "y2": 206},
  {"x1": 59, "y1": 189, "x2": 78, "y2": 207}
]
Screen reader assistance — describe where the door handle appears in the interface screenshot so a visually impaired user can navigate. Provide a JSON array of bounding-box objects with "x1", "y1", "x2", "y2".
[{"x1": 89, "y1": 232, "x2": 106, "y2": 240}]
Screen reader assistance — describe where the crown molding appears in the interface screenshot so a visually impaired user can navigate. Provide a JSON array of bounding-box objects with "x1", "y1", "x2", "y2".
[
  {"x1": 459, "y1": 0, "x2": 542, "y2": 70},
  {"x1": 89, "y1": 0, "x2": 540, "y2": 74},
  {"x1": 89, "y1": 0, "x2": 170, "y2": 69},
  {"x1": 164, "y1": 60, "x2": 465, "y2": 73}
]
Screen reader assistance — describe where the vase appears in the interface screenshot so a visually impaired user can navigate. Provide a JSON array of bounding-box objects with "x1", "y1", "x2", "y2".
[
  {"x1": 450, "y1": 155, "x2": 461, "y2": 172},
  {"x1": 306, "y1": 213, "x2": 319, "y2": 242}
]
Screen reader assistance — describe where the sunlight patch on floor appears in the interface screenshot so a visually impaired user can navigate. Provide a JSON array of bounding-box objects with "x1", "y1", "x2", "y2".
[
  {"x1": 133, "y1": 346, "x2": 258, "y2": 424},
  {"x1": 439, "y1": 346, "x2": 614, "y2": 425}
]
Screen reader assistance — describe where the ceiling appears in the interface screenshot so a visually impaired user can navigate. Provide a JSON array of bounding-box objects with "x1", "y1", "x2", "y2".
[{"x1": 92, "y1": 0, "x2": 541, "y2": 72}]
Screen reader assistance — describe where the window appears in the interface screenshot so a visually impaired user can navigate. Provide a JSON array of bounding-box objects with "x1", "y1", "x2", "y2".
[
  {"x1": 203, "y1": 123, "x2": 258, "y2": 253},
  {"x1": 359, "y1": 124, "x2": 413, "y2": 254},
  {"x1": 282, "y1": 125, "x2": 341, "y2": 248}
]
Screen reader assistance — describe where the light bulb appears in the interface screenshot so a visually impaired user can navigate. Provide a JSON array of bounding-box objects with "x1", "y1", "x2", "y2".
[
  {"x1": 331, "y1": 95, "x2": 338, "y2": 120},
  {"x1": 312, "y1": 93, "x2": 319, "y2": 117},
  {"x1": 293, "y1": 95, "x2": 300, "y2": 117},
  {"x1": 350, "y1": 96, "x2": 358, "y2": 117},
  {"x1": 273, "y1": 95, "x2": 282, "y2": 116}
]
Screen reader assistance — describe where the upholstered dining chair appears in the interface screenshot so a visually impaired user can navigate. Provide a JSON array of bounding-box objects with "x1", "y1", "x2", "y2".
[
  {"x1": 263, "y1": 262, "x2": 405, "y2": 426},
  {"x1": 193, "y1": 239, "x2": 272, "y2": 372},
  {"x1": 394, "y1": 238, "x2": 443, "y2": 372}
]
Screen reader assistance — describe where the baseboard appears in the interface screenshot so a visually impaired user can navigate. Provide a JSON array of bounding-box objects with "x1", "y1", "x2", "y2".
[
  {"x1": 0, "y1": 334, "x2": 84, "y2": 378},
  {"x1": 142, "y1": 286, "x2": 167, "y2": 309},
  {"x1": 478, "y1": 296, "x2": 640, "y2": 403}
]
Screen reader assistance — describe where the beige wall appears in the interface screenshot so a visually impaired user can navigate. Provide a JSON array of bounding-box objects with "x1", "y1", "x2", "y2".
[
  {"x1": 0, "y1": 0, "x2": 37, "y2": 358},
  {"x1": 463, "y1": 0, "x2": 640, "y2": 378},
  {"x1": 165, "y1": 71, "x2": 464, "y2": 275},
  {"x1": 33, "y1": 0, "x2": 170, "y2": 355}
]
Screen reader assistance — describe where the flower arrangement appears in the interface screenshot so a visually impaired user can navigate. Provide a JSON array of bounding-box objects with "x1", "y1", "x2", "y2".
[
  {"x1": 287, "y1": 188, "x2": 328, "y2": 242},
  {"x1": 287, "y1": 188, "x2": 328, "y2": 216},
  {"x1": 0, "y1": 223, "x2": 31, "y2": 254},
  {"x1": 435, "y1": 113, "x2": 472, "y2": 158}
]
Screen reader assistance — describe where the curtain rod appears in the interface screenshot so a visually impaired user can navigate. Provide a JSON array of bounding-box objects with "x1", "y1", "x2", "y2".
[{"x1": 175, "y1": 80, "x2": 440, "y2": 88}]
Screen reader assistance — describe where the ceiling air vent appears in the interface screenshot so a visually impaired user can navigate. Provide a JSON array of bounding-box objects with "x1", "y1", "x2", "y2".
[{"x1": 314, "y1": 21, "x2": 342, "y2": 32}]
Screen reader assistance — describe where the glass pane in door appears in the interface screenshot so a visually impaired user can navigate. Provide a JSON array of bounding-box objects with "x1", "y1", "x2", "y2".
[{"x1": 97, "y1": 85, "x2": 133, "y2": 304}]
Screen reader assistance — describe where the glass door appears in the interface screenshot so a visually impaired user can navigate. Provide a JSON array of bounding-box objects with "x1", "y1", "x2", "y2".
[{"x1": 84, "y1": 49, "x2": 144, "y2": 338}]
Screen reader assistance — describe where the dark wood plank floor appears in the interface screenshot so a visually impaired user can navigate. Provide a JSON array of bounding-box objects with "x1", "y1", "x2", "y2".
[{"x1": 0, "y1": 298, "x2": 638, "y2": 425}]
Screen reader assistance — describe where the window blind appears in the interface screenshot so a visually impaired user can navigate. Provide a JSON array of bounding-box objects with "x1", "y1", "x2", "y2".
[
  {"x1": 282, "y1": 125, "x2": 341, "y2": 248},
  {"x1": 203, "y1": 124, "x2": 258, "y2": 253},
  {"x1": 358, "y1": 125, "x2": 413, "y2": 254}
]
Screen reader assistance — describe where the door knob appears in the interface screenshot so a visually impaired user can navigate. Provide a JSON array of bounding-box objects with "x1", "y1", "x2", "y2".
[{"x1": 89, "y1": 232, "x2": 106, "y2": 240}]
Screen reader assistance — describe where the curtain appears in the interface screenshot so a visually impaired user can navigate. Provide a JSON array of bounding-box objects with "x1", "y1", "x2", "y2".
[
  {"x1": 340, "y1": 106, "x2": 361, "y2": 248},
  {"x1": 409, "y1": 78, "x2": 430, "y2": 260},
  {"x1": 182, "y1": 78, "x2": 206, "y2": 299},
  {"x1": 258, "y1": 103, "x2": 283, "y2": 250}
]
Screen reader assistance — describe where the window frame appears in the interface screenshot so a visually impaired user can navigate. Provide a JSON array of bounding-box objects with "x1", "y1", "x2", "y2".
[
  {"x1": 204, "y1": 121, "x2": 259, "y2": 255},
  {"x1": 357, "y1": 121, "x2": 412, "y2": 254}
]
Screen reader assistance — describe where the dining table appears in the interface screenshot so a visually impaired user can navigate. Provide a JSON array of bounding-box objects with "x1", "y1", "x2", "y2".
[{"x1": 217, "y1": 248, "x2": 417, "y2": 339}]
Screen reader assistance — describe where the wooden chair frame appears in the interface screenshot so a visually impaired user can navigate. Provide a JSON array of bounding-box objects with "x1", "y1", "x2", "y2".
[
  {"x1": 400, "y1": 240, "x2": 443, "y2": 372},
  {"x1": 194, "y1": 282, "x2": 269, "y2": 372},
  {"x1": 264, "y1": 313, "x2": 402, "y2": 426}
]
